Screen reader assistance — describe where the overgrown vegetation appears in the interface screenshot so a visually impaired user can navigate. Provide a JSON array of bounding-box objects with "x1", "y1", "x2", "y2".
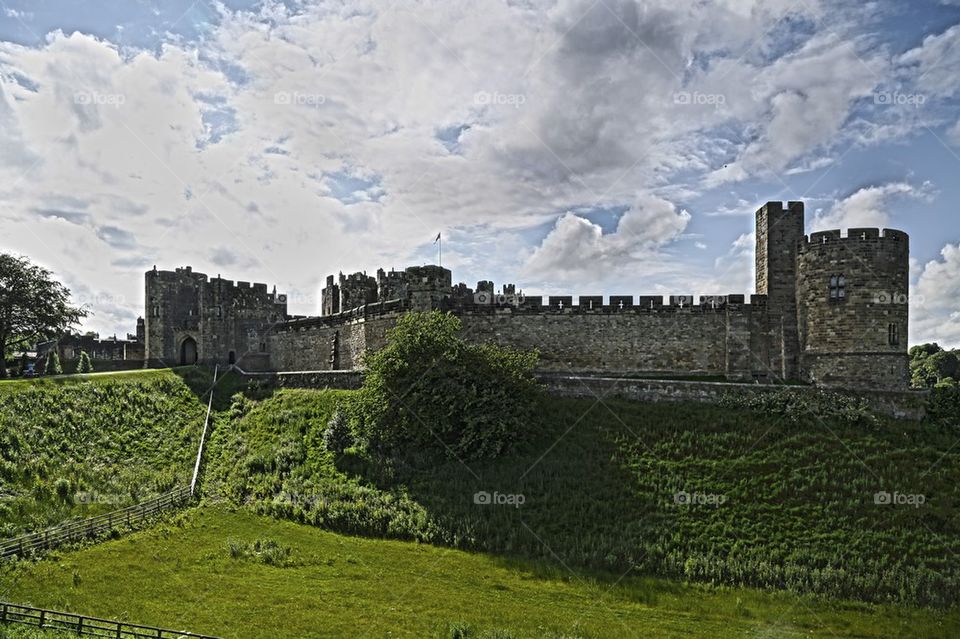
[
  {"x1": 348, "y1": 312, "x2": 541, "y2": 460},
  {"x1": 226, "y1": 537, "x2": 293, "y2": 566},
  {"x1": 0, "y1": 369, "x2": 210, "y2": 537},
  {"x1": 718, "y1": 388, "x2": 879, "y2": 426},
  {"x1": 207, "y1": 381, "x2": 960, "y2": 608}
]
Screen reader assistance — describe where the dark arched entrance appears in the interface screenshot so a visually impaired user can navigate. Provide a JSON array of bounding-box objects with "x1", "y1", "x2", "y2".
[
  {"x1": 180, "y1": 337, "x2": 198, "y2": 365},
  {"x1": 228, "y1": 351, "x2": 236, "y2": 365}
]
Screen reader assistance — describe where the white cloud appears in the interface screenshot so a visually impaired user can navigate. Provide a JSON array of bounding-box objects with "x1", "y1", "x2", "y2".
[
  {"x1": 523, "y1": 193, "x2": 691, "y2": 282},
  {"x1": 913, "y1": 243, "x2": 960, "y2": 348},
  {"x1": 948, "y1": 119, "x2": 960, "y2": 146},
  {"x1": 899, "y1": 24, "x2": 960, "y2": 99},
  {"x1": 0, "y1": 1, "x2": 953, "y2": 341},
  {"x1": 811, "y1": 182, "x2": 930, "y2": 231}
]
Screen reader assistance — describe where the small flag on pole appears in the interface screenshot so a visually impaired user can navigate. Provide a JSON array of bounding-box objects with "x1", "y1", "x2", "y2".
[{"x1": 434, "y1": 232, "x2": 441, "y2": 243}]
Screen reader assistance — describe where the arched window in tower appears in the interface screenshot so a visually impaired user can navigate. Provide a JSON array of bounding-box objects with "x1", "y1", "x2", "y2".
[{"x1": 888, "y1": 323, "x2": 900, "y2": 346}]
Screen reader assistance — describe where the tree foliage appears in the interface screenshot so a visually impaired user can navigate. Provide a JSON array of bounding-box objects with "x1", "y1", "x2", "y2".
[
  {"x1": 0, "y1": 253, "x2": 87, "y2": 377},
  {"x1": 349, "y1": 311, "x2": 541, "y2": 459},
  {"x1": 909, "y1": 343, "x2": 959, "y2": 389}
]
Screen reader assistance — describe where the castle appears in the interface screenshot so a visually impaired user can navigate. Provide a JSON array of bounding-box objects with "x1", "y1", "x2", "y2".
[{"x1": 144, "y1": 202, "x2": 911, "y2": 390}]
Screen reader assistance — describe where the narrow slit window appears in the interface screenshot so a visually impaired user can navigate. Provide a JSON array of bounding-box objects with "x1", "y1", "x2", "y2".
[{"x1": 888, "y1": 323, "x2": 900, "y2": 346}]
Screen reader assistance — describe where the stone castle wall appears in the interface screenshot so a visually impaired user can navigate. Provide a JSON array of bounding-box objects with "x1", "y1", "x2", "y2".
[
  {"x1": 145, "y1": 201, "x2": 913, "y2": 391},
  {"x1": 265, "y1": 299, "x2": 771, "y2": 380}
]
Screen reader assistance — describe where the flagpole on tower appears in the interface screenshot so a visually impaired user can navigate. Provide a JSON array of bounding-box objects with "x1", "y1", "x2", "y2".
[{"x1": 434, "y1": 232, "x2": 442, "y2": 267}]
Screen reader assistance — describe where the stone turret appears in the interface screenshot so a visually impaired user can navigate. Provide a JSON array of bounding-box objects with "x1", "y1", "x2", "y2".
[{"x1": 796, "y1": 228, "x2": 910, "y2": 389}]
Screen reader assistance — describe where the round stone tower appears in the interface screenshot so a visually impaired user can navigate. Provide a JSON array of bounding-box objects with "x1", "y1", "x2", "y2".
[{"x1": 796, "y1": 227, "x2": 910, "y2": 389}]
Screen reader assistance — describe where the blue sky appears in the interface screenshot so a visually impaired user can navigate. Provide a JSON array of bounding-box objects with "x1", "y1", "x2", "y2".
[{"x1": 0, "y1": 0, "x2": 959, "y2": 346}]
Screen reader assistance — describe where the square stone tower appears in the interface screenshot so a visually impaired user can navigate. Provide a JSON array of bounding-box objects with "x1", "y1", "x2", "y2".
[{"x1": 756, "y1": 201, "x2": 804, "y2": 381}]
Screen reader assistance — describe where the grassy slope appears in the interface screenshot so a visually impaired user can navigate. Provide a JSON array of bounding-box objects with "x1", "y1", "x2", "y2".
[
  {"x1": 206, "y1": 388, "x2": 960, "y2": 607},
  {"x1": 3, "y1": 506, "x2": 957, "y2": 639},
  {"x1": 0, "y1": 368, "x2": 212, "y2": 537}
]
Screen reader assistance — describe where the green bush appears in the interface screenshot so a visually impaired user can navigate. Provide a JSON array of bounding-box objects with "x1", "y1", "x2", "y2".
[
  {"x1": 929, "y1": 385, "x2": 960, "y2": 427},
  {"x1": 349, "y1": 311, "x2": 541, "y2": 459},
  {"x1": 718, "y1": 388, "x2": 878, "y2": 427},
  {"x1": 76, "y1": 350, "x2": 94, "y2": 374},
  {"x1": 324, "y1": 409, "x2": 353, "y2": 454},
  {"x1": 226, "y1": 537, "x2": 293, "y2": 566},
  {"x1": 45, "y1": 349, "x2": 62, "y2": 375}
]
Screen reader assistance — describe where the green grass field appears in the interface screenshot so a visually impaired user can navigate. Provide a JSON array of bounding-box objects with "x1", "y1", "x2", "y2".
[
  {"x1": 3, "y1": 506, "x2": 957, "y2": 639},
  {"x1": 0, "y1": 368, "x2": 212, "y2": 537},
  {"x1": 207, "y1": 387, "x2": 960, "y2": 607}
]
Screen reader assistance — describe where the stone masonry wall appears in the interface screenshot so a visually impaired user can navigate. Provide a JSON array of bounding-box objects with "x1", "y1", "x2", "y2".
[{"x1": 457, "y1": 308, "x2": 754, "y2": 376}]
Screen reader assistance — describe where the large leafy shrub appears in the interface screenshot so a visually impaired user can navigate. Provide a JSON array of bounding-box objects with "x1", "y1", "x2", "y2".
[{"x1": 349, "y1": 311, "x2": 541, "y2": 459}]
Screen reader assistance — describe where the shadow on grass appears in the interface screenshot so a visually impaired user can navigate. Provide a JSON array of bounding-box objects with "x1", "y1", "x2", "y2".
[{"x1": 332, "y1": 395, "x2": 683, "y2": 597}]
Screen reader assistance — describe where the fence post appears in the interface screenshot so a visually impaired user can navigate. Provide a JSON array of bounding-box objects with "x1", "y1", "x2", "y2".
[
  {"x1": 1, "y1": 603, "x2": 6, "y2": 623},
  {"x1": 78, "y1": 615, "x2": 84, "y2": 635},
  {"x1": 116, "y1": 622, "x2": 122, "y2": 639},
  {"x1": 39, "y1": 609, "x2": 46, "y2": 628}
]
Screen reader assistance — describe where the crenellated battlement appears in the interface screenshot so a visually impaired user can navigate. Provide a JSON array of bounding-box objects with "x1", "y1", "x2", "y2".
[{"x1": 801, "y1": 228, "x2": 909, "y2": 249}]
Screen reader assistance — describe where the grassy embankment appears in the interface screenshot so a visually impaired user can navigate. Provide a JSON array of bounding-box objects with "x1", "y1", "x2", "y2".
[
  {"x1": 0, "y1": 368, "x2": 213, "y2": 537},
  {"x1": 205, "y1": 387, "x2": 960, "y2": 608}
]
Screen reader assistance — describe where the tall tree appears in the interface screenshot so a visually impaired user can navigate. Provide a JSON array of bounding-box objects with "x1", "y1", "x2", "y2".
[{"x1": 0, "y1": 253, "x2": 87, "y2": 377}]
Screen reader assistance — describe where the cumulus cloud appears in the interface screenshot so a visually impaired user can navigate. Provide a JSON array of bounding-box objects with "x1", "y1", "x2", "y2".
[
  {"x1": 523, "y1": 194, "x2": 691, "y2": 280},
  {"x1": 913, "y1": 244, "x2": 960, "y2": 347},
  {"x1": 0, "y1": 0, "x2": 955, "y2": 342},
  {"x1": 811, "y1": 182, "x2": 931, "y2": 231}
]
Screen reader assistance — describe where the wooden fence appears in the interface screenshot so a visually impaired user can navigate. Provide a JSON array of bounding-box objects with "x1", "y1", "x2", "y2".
[
  {"x1": 0, "y1": 486, "x2": 193, "y2": 559},
  {"x1": 0, "y1": 601, "x2": 222, "y2": 638}
]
